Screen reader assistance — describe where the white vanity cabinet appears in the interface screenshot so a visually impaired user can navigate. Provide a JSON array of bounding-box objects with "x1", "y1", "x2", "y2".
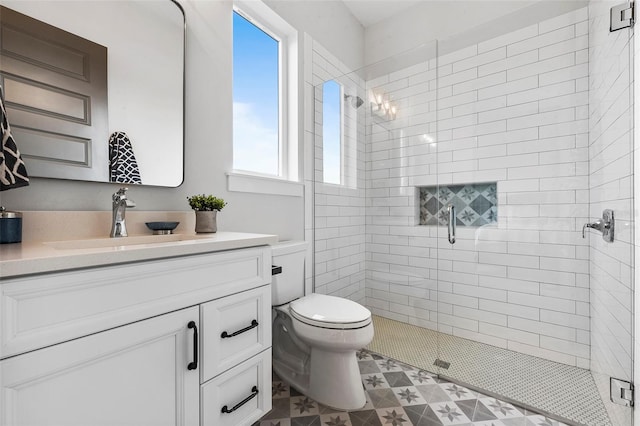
[
  {"x1": 0, "y1": 244, "x2": 274, "y2": 426},
  {"x1": 1, "y1": 307, "x2": 200, "y2": 426}
]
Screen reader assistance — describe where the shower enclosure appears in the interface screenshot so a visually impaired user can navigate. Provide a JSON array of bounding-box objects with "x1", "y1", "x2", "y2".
[{"x1": 308, "y1": 2, "x2": 634, "y2": 425}]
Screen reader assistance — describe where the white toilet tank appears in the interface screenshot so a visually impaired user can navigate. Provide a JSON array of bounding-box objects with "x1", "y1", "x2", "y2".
[{"x1": 271, "y1": 241, "x2": 308, "y2": 305}]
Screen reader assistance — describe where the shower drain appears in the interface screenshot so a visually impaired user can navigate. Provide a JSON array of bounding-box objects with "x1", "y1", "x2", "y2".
[{"x1": 433, "y1": 359, "x2": 451, "y2": 369}]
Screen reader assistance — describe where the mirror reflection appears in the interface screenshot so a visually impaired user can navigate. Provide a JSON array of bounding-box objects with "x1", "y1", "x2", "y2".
[{"x1": 0, "y1": 0, "x2": 184, "y2": 187}]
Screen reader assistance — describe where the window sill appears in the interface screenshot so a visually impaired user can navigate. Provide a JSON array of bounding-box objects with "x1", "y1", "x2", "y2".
[{"x1": 226, "y1": 172, "x2": 303, "y2": 197}]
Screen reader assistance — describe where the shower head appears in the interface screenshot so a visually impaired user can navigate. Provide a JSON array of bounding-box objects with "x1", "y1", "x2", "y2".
[{"x1": 344, "y1": 94, "x2": 364, "y2": 109}]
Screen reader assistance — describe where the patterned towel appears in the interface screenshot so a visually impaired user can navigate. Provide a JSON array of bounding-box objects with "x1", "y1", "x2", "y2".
[
  {"x1": 108, "y1": 131, "x2": 142, "y2": 184},
  {"x1": 0, "y1": 86, "x2": 29, "y2": 191}
]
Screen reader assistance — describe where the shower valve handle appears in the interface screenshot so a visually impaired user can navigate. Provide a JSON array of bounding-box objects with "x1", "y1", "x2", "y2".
[{"x1": 582, "y1": 209, "x2": 614, "y2": 243}]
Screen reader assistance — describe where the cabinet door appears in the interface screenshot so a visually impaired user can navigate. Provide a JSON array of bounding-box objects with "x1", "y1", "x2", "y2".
[{"x1": 1, "y1": 307, "x2": 199, "y2": 426}]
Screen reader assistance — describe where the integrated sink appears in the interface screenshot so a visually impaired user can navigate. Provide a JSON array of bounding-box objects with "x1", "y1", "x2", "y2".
[{"x1": 44, "y1": 234, "x2": 210, "y2": 250}]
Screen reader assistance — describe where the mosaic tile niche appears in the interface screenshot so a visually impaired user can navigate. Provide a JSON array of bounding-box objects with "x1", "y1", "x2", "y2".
[{"x1": 419, "y1": 183, "x2": 497, "y2": 226}]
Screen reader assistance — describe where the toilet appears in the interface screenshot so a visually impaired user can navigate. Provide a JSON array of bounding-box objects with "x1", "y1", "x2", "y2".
[{"x1": 271, "y1": 241, "x2": 374, "y2": 410}]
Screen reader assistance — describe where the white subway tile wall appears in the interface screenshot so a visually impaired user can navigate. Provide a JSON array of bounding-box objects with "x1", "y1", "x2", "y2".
[
  {"x1": 588, "y1": 2, "x2": 634, "y2": 425},
  {"x1": 365, "y1": 8, "x2": 593, "y2": 368},
  {"x1": 309, "y1": 40, "x2": 367, "y2": 303}
]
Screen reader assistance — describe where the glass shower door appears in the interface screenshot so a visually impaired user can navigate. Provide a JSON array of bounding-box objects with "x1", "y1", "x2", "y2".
[{"x1": 433, "y1": 3, "x2": 634, "y2": 425}]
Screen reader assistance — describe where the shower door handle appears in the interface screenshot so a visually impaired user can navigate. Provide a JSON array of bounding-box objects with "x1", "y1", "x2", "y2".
[{"x1": 447, "y1": 204, "x2": 456, "y2": 244}]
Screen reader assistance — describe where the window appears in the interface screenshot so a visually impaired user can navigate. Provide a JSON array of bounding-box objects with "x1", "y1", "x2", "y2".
[
  {"x1": 321, "y1": 79, "x2": 359, "y2": 189},
  {"x1": 232, "y1": 10, "x2": 279, "y2": 175},
  {"x1": 232, "y1": 2, "x2": 297, "y2": 182},
  {"x1": 322, "y1": 80, "x2": 342, "y2": 185}
]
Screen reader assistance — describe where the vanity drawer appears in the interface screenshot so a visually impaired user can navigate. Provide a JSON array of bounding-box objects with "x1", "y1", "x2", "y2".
[
  {"x1": 201, "y1": 349, "x2": 271, "y2": 426},
  {"x1": 0, "y1": 246, "x2": 270, "y2": 359},
  {"x1": 200, "y1": 285, "x2": 271, "y2": 382}
]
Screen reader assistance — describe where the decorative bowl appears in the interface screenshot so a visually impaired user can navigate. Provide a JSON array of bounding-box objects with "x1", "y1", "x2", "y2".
[{"x1": 145, "y1": 221, "x2": 180, "y2": 234}]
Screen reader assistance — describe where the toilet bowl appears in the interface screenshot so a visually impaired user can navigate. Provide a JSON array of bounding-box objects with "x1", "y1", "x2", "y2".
[{"x1": 271, "y1": 242, "x2": 374, "y2": 410}]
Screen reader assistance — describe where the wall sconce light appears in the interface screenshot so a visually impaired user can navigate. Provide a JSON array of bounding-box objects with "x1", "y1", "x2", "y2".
[{"x1": 371, "y1": 91, "x2": 397, "y2": 120}]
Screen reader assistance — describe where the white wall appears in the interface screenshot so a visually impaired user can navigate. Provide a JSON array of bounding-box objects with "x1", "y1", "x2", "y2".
[
  {"x1": 265, "y1": 0, "x2": 365, "y2": 72},
  {"x1": 364, "y1": 0, "x2": 587, "y2": 65},
  {"x1": 1, "y1": 0, "x2": 363, "y2": 243}
]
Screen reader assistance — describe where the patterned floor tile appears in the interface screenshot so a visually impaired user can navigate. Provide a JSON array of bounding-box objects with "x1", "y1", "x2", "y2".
[
  {"x1": 290, "y1": 396, "x2": 320, "y2": 417},
  {"x1": 525, "y1": 415, "x2": 567, "y2": 426},
  {"x1": 320, "y1": 413, "x2": 352, "y2": 426},
  {"x1": 384, "y1": 371, "x2": 415, "y2": 387},
  {"x1": 429, "y1": 401, "x2": 472, "y2": 425},
  {"x1": 263, "y1": 398, "x2": 292, "y2": 420},
  {"x1": 259, "y1": 419, "x2": 292, "y2": 426},
  {"x1": 473, "y1": 421, "x2": 506, "y2": 426},
  {"x1": 416, "y1": 383, "x2": 453, "y2": 404},
  {"x1": 478, "y1": 398, "x2": 522, "y2": 420},
  {"x1": 358, "y1": 392, "x2": 376, "y2": 411},
  {"x1": 358, "y1": 360, "x2": 381, "y2": 374},
  {"x1": 290, "y1": 415, "x2": 321, "y2": 426},
  {"x1": 408, "y1": 370, "x2": 438, "y2": 386},
  {"x1": 362, "y1": 373, "x2": 391, "y2": 389},
  {"x1": 349, "y1": 409, "x2": 383, "y2": 426},
  {"x1": 273, "y1": 381, "x2": 291, "y2": 399},
  {"x1": 403, "y1": 404, "x2": 443, "y2": 426},
  {"x1": 394, "y1": 386, "x2": 429, "y2": 406},
  {"x1": 316, "y1": 404, "x2": 342, "y2": 416},
  {"x1": 439, "y1": 383, "x2": 476, "y2": 401},
  {"x1": 290, "y1": 386, "x2": 304, "y2": 397},
  {"x1": 453, "y1": 399, "x2": 480, "y2": 421},
  {"x1": 376, "y1": 407, "x2": 411, "y2": 426},
  {"x1": 368, "y1": 388, "x2": 401, "y2": 408},
  {"x1": 469, "y1": 400, "x2": 500, "y2": 422},
  {"x1": 378, "y1": 358, "x2": 405, "y2": 372},
  {"x1": 356, "y1": 349, "x2": 372, "y2": 361},
  {"x1": 259, "y1": 351, "x2": 571, "y2": 426},
  {"x1": 502, "y1": 418, "x2": 536, "y2": 426}
]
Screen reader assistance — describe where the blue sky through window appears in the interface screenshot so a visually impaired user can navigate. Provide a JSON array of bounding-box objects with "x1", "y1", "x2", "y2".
[
  {"x1": 323, "y1": 80, "x2": 341, "y2": 184},
  {"x1": 233, "y1": 11, "x2": 279, "y2": 175}
]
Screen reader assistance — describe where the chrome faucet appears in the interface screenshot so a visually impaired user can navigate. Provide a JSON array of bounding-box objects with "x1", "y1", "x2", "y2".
[{"x1": 110, "y1": 187, "x2": 136, "y2": 238}]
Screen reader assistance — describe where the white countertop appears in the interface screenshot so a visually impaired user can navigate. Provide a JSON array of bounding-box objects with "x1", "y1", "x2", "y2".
[{"x1": 0, "y1": 232, "x2": 279, "y2": 279}]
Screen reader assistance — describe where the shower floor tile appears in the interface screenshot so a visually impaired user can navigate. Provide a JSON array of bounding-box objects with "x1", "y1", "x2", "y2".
[
  {"x1": 366, "y1": 315, "x2": 611, "y2": 426},
  {"x1": 255, "y1": 350, "x2": 568, "y2": 426}
]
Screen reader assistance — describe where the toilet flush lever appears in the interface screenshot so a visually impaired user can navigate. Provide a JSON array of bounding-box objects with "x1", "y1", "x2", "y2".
[{"x1": 583, "y1": 209, "x2": 614, "y2": 243}]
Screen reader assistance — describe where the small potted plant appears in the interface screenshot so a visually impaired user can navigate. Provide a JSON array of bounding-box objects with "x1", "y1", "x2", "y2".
[{"x1": 187, "y1": 194, "x2": 227, "y2": 233}]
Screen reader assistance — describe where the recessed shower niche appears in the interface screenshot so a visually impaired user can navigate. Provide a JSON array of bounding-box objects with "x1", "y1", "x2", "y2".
[{"x1": 418, "y1": 183, "x2": 497, "y2": 226}]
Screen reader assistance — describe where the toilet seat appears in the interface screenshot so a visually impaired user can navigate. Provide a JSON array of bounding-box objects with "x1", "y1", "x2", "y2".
[{"x1": 290, "y1": 293, "x2": 371, "y2": 329}]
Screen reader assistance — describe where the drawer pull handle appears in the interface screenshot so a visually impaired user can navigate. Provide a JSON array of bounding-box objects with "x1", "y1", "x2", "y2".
[
  {"x1": 221, "y1": 386, "x2": 259, "y2": 414},
  {"x1": 272, "y1": 265, "x2": 282, "y2": 275},
  {"x1": 221, "y1": 319, "x2": 259, "y2": 339},
  {"x1": 187, "y1": 321, "x2": 198, "y2": 370}
]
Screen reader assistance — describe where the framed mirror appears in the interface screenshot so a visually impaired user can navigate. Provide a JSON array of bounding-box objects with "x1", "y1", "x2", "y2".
[{"x1": 0, "y1": 0, "x2": 185, "y2": 187}]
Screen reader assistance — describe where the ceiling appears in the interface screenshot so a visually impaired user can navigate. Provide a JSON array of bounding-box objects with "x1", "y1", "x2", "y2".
[{"x1": 342, "y1": 0, "x2": 424, "y2": 27}]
